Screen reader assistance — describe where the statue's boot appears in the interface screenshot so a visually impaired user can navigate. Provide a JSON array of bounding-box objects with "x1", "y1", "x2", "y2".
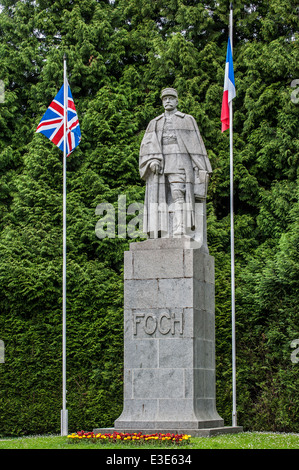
[{"x1": 173, "y1": 200, "x2": 185, "y2": 237}]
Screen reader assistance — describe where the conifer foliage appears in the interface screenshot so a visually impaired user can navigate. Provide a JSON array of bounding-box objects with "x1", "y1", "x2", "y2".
[{"x1": 0, "y1": 0, "x2": 298, "y2": 435}]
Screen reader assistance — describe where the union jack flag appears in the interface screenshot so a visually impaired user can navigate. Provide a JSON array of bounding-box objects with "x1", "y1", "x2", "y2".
[{"x1": 36, "y1": 83, "x2": 81, "y2": 155}]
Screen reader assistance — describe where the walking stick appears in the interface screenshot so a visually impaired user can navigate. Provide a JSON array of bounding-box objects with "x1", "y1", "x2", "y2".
[{"x1": 153, "y1": 171, "x2": 159, "y2": 238}]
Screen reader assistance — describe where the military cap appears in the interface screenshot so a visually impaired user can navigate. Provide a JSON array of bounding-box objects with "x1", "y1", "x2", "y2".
[{"x1": 161, "y1": 88, "x2": 178, "y2": 99}]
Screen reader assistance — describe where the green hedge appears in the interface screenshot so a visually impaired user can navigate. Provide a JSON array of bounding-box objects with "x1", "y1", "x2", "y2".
[{"x1": 0, "y1": 0, "x2": 298, "y2": 436}]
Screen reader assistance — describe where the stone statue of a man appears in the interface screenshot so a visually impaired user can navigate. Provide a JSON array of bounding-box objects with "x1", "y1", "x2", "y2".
[{"x1": 139, "y1": 88, "x2": 212, "y2": 239}]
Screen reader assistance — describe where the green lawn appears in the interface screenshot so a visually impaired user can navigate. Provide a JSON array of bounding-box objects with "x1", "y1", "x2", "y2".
[{"x1": 0, "y1": 432, "x2": 298, "y2": 449}]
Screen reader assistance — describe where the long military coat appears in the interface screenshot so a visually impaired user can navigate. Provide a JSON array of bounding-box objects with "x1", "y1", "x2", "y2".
[{"x1": 139, "y1": 111, "x2": 212, "y2": 235}]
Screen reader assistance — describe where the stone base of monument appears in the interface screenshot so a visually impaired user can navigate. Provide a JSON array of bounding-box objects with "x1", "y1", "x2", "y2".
[
  {"x1": 93, "y1": 426, "x2": 243, "y2": 438},
  {"x1": 94, "y1": 237, "x2": 243, "y2": 438}
]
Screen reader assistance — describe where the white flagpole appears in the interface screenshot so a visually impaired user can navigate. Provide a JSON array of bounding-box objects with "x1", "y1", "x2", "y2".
[
  {"x1": 229, "y1": 2, "x2": 237, "y2": 428},
  {"x1": 61, "y1": 53, "x2": 68, "y2": 436}
]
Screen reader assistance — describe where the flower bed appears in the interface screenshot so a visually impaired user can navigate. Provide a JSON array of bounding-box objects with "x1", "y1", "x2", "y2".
[{"x1": 67, "y1": 430, "x2": 191, "y2": 445}]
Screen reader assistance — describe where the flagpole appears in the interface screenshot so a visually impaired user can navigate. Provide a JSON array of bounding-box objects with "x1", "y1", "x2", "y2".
[
  {"x1": 36, "y1": 57, "x2": 81, "y2": 435},
  {"x1": 229, "y1": 2, "x2": 237, "y2": 428},
  {"x1": 61, "y1": 53, "x2": 68, "y2": 436}
]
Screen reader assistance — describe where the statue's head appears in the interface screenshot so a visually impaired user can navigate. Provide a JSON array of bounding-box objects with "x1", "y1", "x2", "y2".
[{"x1": 161, "y1": 88, "x2": 178, "y2": 112}]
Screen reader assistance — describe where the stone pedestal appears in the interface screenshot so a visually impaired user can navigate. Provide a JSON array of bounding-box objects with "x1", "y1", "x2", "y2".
[{"x1": 94, "y1": 237, "x2": 242, "y2": 436}]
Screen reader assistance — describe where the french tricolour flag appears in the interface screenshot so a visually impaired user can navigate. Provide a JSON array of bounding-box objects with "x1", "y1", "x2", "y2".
[{"x1": 221, "y1": 38, "x2": 236, "y2": 132}]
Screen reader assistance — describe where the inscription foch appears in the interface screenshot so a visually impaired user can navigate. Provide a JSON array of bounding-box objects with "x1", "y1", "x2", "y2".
[{"x1": 133, "y1": 310, "x2": 183, "y2": 336}]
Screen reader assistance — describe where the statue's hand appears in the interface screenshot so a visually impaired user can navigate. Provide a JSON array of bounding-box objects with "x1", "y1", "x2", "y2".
[{"x1": 150, "y1": 161, "x2": 160, "y2": 174}]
